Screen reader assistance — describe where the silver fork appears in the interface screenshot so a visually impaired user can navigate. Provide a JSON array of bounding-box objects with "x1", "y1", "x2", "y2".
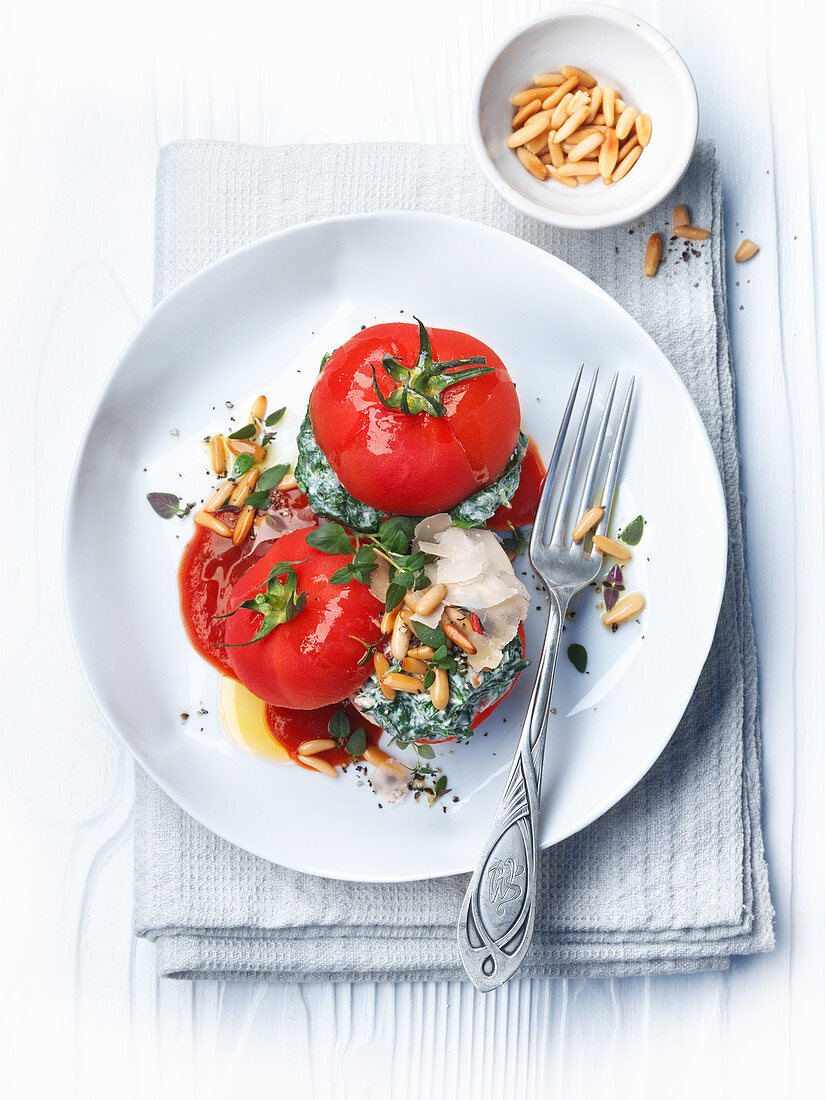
[{"x1": 457, "y1": 366, "x2": 635, "y2": 991}]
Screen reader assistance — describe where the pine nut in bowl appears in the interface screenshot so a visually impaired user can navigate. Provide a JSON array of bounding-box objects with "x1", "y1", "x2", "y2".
[{"x1": 469, "y1": 4, "x2": 698, "y2": 230}]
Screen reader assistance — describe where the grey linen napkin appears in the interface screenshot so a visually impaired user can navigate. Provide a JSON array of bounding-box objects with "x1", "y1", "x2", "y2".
[{"x1": 134, "y1": 139, "x2": 774, "y2": 980}]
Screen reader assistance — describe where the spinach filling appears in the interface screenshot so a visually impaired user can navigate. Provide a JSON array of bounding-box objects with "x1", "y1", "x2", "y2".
[
  {"x1": 351, "y1": 634, "x2": 528, "y2": 747},
  {"x1": 294, "y1": 410, "x2": 528, "y2": 534}
]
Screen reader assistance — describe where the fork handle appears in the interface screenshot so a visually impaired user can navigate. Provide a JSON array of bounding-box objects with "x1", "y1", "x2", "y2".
[{"x1": 456, "y1": 594, "x2": 566, "y2": 991}]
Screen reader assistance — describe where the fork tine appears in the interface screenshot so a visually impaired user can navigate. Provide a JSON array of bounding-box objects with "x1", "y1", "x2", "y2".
[
  {"x1": 548, "y1": 369, "x2": 598, "y2": 546},
  {"x1": 593, "y1": 377, "x2": 636, "y2": 544},
  {"x1": 530, "y1": 364, "x2": 582, "y2": 550},
  {"x1": 573, "y1": 372, "x2": 618, "y2": 552}
]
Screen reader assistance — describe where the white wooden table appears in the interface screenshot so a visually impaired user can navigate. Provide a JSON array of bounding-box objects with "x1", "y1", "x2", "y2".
[{"x1": 2, "y1": 1, "x2": 822, "y2": 1096}]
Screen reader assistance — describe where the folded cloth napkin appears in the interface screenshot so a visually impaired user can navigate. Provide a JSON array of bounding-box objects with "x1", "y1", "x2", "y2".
[{"x1": 134, "y1": 139, "x2": 774, "y2": 980}]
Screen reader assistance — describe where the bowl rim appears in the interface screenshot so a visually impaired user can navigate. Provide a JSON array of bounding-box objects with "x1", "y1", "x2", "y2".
[{"x1": 468, "y1": 2, "x2": 699, "y2": 230}]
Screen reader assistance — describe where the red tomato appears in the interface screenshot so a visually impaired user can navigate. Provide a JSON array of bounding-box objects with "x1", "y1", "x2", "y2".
[
  {"x1": 309, "y1": 321, "x2": 521, "y2": 515},
  {"x1": 224, "y1": 527, "x2": 383, "y2": 709}
]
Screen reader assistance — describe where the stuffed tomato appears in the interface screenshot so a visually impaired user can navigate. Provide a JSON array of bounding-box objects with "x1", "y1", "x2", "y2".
[{"x1": 296, "y1": 319, "x2": 528, "y2": 532}]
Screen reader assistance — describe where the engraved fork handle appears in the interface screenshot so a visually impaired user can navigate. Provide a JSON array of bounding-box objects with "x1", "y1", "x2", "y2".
[{"x1": 457, "y1": 593, "x2": 566, "y2": 991}]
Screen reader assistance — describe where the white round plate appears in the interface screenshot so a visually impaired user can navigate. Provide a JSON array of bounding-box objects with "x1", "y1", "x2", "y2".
[{"x1": 64, "y1": 212, "x2": 726, "y2": 882}]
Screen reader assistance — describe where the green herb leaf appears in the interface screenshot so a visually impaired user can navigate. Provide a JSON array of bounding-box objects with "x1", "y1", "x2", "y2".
[
  {"x1": 227, "y1": 423, "x2": 257, "y2": 441},
  {"x1": 434, "y1": 775, "x2": 447, "y2": 796},
  {"x1": 147, "y1": 492, "x2": 183, "y2": 519},
  {"x1": 620, "y1": 515, "x2": 644, "y2": 545},
  {"x1": 217, "y1": 561, "x2": 307, "y2": 647},
  {"x1": 423, "y1": 669, "x2": 435, "y2": 689},
  {"x1": 319, "y1": 352, "x2": 331, "y2": 371},
  {"x1": 346, "y1": 727, "x2": 367, "y2": 759},
  {"x1": 232, "y1": 453, "x2": 254, "y2": 479},
  {"x1": 501, "y1": 521, "x2": 529, "y2": 557},
  {"x1": 417, "y1": 743, "x2": 435, "y2": 760},
  {"x1": 258, "y1": 463, "x2": 290, "y2": 492},
  {"x1": 567, "y1": 643, "x2": 588, "y2": 674},
  {"x1": 329, "y1": 708, "x2": 350, "y2": 743},
  {"x1": 410, "y1": 621, "x2": 448, "y2": 651},
  {"x1": 264, "y1": 407, "x2": 286, "y2": 427},
  {"x1": 244, "y1": 490, "x2": 272, "y2": 510},
  {"x1": 378, "y1": 516, "x2": 417, "y2": 554},
  {"x1": 305, "y1": 522, "x2": 353, "y2": 556},
  {"x1": 384, "y1": 582, "x2": 406, "y2": 614},
  {"x1": 330, "y1": 565, "x2": 355, "y2": 585}
]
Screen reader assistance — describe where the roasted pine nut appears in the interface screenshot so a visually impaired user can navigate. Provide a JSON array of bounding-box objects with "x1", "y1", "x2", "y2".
[
  {"x1": 553, "y1": 106, "x2": 591, "y2": 144},
  {"x1": 430, "y1": 668, "x2": 449, "y2": 711},
  {"x1": 567, "y1": 132, "x2": 604, "y2": 163},
  {"x1": 229, "y1": 466, "x2": 260, "y2": 506},
  {"x1": 673, "y1": 225, "x2": 710, "y2": 240},
  {"x1": 610, "y1": 144, "x2": 642, "y2": 182},
  {"x1": 735, "y1": 239, "x2": 759, "y2": 262},
  {"x1": 380, "y1": 673, "x2": 425, "y2": 694},
  {"x1": 599, "y1": 128, "x2": 619, "y2": 178},
  {"x1": 401, "y1": 656, "x2": 428, "y2": 677},
  {"x1": 602, "y1": 592, "x2": 646, "y2": 626},
  {"x1": 635, "y1": 113, "x2": 652, "y2": 146},
  {"x1": 297, "y1": 754, "x2": 338, "y2": 777},
  {"x1": 373, "y1": 652, "x2": 396, "y2": 700},
  {"x1": 506, "y1": 115, "x2": 551, "y2": 149},
  {"x1": 603, "y1": 86, "x2": 616, "y2": 127},
  {"x1": 672, "y1": 204, "x2": 690, "y2": 229},
  {"x1": 297, "y1": 738, "x2": 337, "y2": 756},
  {"x1": 276, "y1": 471, "x2": 298, "y2": 491},
  {"x1": 617, "y1": 134, "x2": 639, "y2": 162},
  {"x1": 210, "y1": 434, "x2": 226, "y2": 476},
  {"x1": 517, "y1": 147, "x2": 549, "y2": 180},
  {"x1": 226, "y1": 438, "x2": 266, "y2": 462},
  {"x1": 644, "y1": 232, "x2": 662, "y2": 277},
  {"x1": 592, "y1": 534, "x2": 632, "y2": 561},
  {"x1": 232, "y1": 504, "x2": 255, "y2": 546},
  {"x1": 444, "y1": 622, "x2": 477, "y2": 654},
  {"x1": 407, "y1": 645, "x2": 436, "y2": 660},
  {"x1": 380, "y1": 607, "x2": 398, "y2": 634},
  {"x1": 560, "y1": 65, "x2": 597, "y2": 88},
  {"x1": 194, "y1": 512, "x2": 232, "y2": 538},
  {"x1": 390, "y1": 612, "x2": 411, "y2": 661},
  {"x1": 541, "y1": 74, "x2": 580, "y2": 110},
  {"x1": 615, "y1": 106, "x2": 638, "y2": 141},
  {"x1": 413, "y1": 583, "x2": 447, "y2": 616},
  {"x1": 249, "y1": 395, "x2": 267, "y2": 422},
  {"x1": 512, "y1": 98, "x2": 543, "y2": 128},
  {"x1": 571, "y1": 506, "x2": 604, "y2": 541},
  {"x1": 203, "y1": 480, "x2": 234, "y2": 513},
  {"x1": 533, "y1": 72, "x2": 564, "y2": 87},
  {"x1": 586, "y1": 86, "x2": 603, "y2": 123}
]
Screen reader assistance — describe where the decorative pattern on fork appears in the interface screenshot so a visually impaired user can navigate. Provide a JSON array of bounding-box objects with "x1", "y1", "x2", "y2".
[{"x1": 457, "y1": 365, "x2": 636, "y2": 991}]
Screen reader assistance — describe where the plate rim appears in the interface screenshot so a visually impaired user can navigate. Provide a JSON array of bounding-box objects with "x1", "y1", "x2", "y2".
[{"x1": 63, "y1": 209, "x2": 728, "y2": 881}]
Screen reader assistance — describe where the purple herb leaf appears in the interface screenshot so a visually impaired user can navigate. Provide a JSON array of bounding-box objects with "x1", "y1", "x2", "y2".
[{"x1": 604, "y1": 587, "x2": 620, "y2": 612}]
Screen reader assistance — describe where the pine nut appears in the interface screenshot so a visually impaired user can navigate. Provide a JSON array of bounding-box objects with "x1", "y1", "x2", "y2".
[
  {"x1": 381, "y1": 673, "x2": 425, "y2": 694},
  {"x1": 210, "y1": 434, "x2": 226, "y2": 476},
  {"x1": 533, "y1": 72, "x2": 564, "y2": 87},
  {"x1": 635, "y1": 113, "x2": 652, "y2": 146},
  {"x1": 249, "y1": 395, "x2": 267, "y2": 422},
  {"x1": 444, "y1": 622, "x2": 477, "y2": 654},
  {"x1": 592, "y1": 113, "x2": 607, "y2": 125},
  {"x1": 644, "y1": 232, "x2": 662, "y2": 277},
  {"x1": 232, "y1": 504, "x2": 255, "y2": 546},
  {"x1": 411, "y1": 584, "x2": 446, "y2": 617},
  {"x1": 553, "y1": 106, "x2": 591, "y2": 143},
  {"x1": 547, "y1": 138, "x2": 565, "y2": 168},
  {"x1": 229, "y1": 466, "x2": 260, "y2": 506},
  {"x1": 567, "y1": 133, "x2": 604, "y2": 163},
  {"x1": 577, "y1": 175, "x2": 599, "y2": 185},
  {"x1": 674, "y1": 225, "x2": 710, "y2": 240},
  {"x1": 297, "y1": 738, "x2": 337, "y2": 756},
  {"x1": 568, "y1": 125, "x2": 605, "y2": 142},
  {"x1": 399, "y1": 608, "x2": 421, "y2": 639},
  {"x1": 524, "y1": 134, "x2": 549, "y2": 156},
  {"x1": 548, "y1": 166, "x2": 578, "y2": 188},
  {"x1": 541, "y1": 74, "x2": 580, "y2": 109},
  {"x1": 560, "y1": 65, "x2": 597, "y2": 88},
  {"x1": 614, "y1": 97, "x2": 627, "y2": 114},
  {"x1": 407, "y1": 645, "x2": 435, "y2": 660},
  {"x1": 586, "y1": 86, "x2": 603, "y2": 123},
  {"x1": 276, "y1": 472, "x2": 298, "y2": 491},
  {"x1": 430, "y1": 668, "x2": 449, "y2": 711},
  {"x1": 571, "y1": 506, "x2": 604, "y2": 542},
  {"x1": 599, "y1": 128, "x2": 619, "y2": 178},
  {"x1": 401, "y1": 656, "x2": 428, "y2": 676},
  {"x1": 194, "y1": 512, "x2": 232, "y2": 537},
  {"x1": 373, "y1": 652, "x2": 396, "y2": 700},
  {"x1": 507, "y1": 115, "x2": 551, "y2": 149},
  {"x1": 603, "y1": 86, "x2": 616, "y2": 127},
  {"x1": 592, "y1": 534, "x2": 632, "y2": 561},
  {"x1": 557, "y1": 160, "x2": 601, "y2": 178},
  {"x1": 566, "y1": 89, "x2": 590, "y2": 115},
  {"x1": 617, "y1": 134, "x2": 640, "y2": 162},
  {"x1": 226, "y1": 438, "x2": 266, "y2": 462},
  {"x1": 602, "y1": 592, "x2": 646, "y2": 627},
  {"x1": 735, "y1": 239, "x2": 759, "y2": 262},
  {"x1": 390, "y1": 612, "x2": 411, "y2": 661},
  {"x1": 363, "y1": 745, "x2": 392, "y2": 767},
  {"x1": 443, "y1": 606, "x2": 467, "y2": 624},
  {"x1": 610, "y1": 144, "x2": 642, "y2": 182},
  {"x1": 512, "y1": 99, "x2": 543, "y2": 128},
  {"x1": 550, "y1": 94, "x2": 573, "y2": 129},
  {"x1": 297, "y1": 754, "x2": 338, "y2": 778},
  {"x1": 517, "y1": 147, "x2": 550, "y2": 180},
  {"x1": 511, "y1": 86, "x2": 548, "y2": 106},
  {"x1": 203, "y1": 480, "x2": 234, "y2": 513},
  {"x1": 380, "y1": 607, "x2": 398, "y2": 634},
  {"x1": 403, "y1": 591, "x2": 420, "y2": 613},
  {"x1": 615, "y1": 106, "x2": 638, "y2": 141},
  {"x1": 672, "y1": 205, "x2": 690, "y2": 229}
]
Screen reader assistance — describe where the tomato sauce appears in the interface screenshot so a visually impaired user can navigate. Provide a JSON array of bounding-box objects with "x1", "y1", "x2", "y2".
[
  {"x1": 177, "y1": 488, "x2": 316, "y2": 677},
  {"x1": 264, "y1": 699, "x2": 383, "y2": 768},
  {"x1": 488, "y1": 437, "x2": 546, "y2": 530}
]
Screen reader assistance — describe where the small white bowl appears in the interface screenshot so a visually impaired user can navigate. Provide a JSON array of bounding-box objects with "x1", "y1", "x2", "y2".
[{"x1": 469, "y1": 4, "x2": 699, "y2": 230}]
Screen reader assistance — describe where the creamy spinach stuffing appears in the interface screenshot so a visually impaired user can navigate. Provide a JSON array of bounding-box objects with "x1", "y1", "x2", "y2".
[
  {"x1": 295, "y1": 411, "x2": 528, "y2": 534},
  {"x1": 352, "y1": 635, "x2": 528, "y2": 746}
]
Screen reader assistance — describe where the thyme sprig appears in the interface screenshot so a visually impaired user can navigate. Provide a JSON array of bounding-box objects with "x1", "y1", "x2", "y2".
[{"x1": 215, "y1": 560, "x2": 307, "y2": 646}]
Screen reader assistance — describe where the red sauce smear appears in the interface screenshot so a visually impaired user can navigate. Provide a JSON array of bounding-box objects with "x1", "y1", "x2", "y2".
[
  {"x1": 264, "y1": 699, "x2": 383, "y2": 768},
  {"x1": 178, "y1": 488, "x2": 316, "y2": 677},
  {"x1": 488, "y1": 436, "x2": 546, "y2": 530}
]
